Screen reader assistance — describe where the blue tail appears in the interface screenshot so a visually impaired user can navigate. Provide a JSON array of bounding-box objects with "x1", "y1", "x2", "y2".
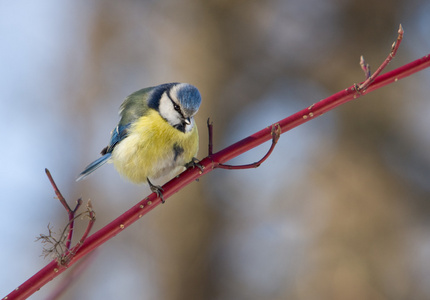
[{"x1": 76, "y1": 153, "x2": 112, "y2": 181}]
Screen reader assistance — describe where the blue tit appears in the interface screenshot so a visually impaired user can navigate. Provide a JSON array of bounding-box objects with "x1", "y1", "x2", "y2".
[{"x1": 77, "y1": 83, "x2": 201, "y2": 197}]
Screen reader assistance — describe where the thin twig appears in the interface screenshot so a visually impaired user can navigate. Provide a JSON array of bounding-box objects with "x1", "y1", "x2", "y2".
[
  {"x1": 207, "y1": 118, "x2": 214, "y2": 155},
  {"x1": 45, "y1": 169, "x2": 83, "y2": 249},
  {"x1": 356, "y1": 24, "x2": 404, "y2": 92},
  {"x1": 45, "y1": 169, "x2": 73, "y2": 213},
  {"x1": 360, "y1": 55, "x2": 371, "y2": 79},
  {"x1": 43, "y1": 170, "x2": 96, "y2": 266},
  {"x1": 61, "y1": 201, "x2": 96, "y2": 266},
  {"x1": 217, "y1": 124, "x2": 281, "y2": 169}
]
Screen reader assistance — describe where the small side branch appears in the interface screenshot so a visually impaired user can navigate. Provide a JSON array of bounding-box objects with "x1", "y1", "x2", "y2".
[
  {"x1": 359, "y1": 55, "x2": 371, "y2": 79},
  {"x1": 217, "y1": 123, "x2": 281, "y2": 170},
  {"x1": 45, "y1": 169, "x2": 82, "y2": 249},
  {"x1": 207, "y1": 118, "x2": 214, "y2": 155},
  {"x1": 41, "y1": 169, "x2": 96, "y2": 266},
  {"x1": 355, "y1": 24, "x2": 404, "y2": 92},
  {"x1": 60, "y1": 201, "x2": 96, "y2": 266}
]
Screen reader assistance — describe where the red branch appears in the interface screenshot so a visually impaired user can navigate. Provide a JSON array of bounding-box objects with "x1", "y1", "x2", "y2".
[
  {"x1": 44, "y1": 169, "x2": 95, "y2": 268},
  {"x1": 60, "y1": 200, "x2": 96, "y2": 266},
  {"x1": 45, "y1": 169, "x2": 82, "y2": 250},
  {"x1": 5, "y1": 36, "x2": 430, "y2": 300},
  {"x1": 357, "y1": 24, "x2": 404, "y2": 91},
  {"x1": 216, "y1": 124, "x2": 281, "y2": 169},
  {"x1": 45, "y1": 252, "x2": 96, "y2": 300}
]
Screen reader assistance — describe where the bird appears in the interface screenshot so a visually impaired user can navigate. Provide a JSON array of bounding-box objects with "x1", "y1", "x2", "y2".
[{"x1": 76, "y1": 82, "x2": 202, "y2": 202}]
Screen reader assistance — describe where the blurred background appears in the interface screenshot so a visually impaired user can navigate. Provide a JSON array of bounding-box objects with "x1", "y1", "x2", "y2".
[{"x1": 1, "y1": 1, "x2": 430, "y2": 299}]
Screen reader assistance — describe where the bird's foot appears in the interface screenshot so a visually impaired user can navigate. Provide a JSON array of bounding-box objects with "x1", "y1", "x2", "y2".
[
  {"x1": 147, "y1": 178, "x2": 165, "y2": 204},
  {"x1": 185, "y1": 157, "x2": 204, "y2": 174}
]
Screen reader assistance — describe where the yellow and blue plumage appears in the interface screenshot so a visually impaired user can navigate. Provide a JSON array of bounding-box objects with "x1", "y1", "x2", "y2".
[{"x1": 77, "y1": 83, "x2": 201, "y2": 198}]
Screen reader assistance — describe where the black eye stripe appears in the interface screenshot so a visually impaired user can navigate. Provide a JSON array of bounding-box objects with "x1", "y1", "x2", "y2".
[{"x1": 167, "y1": 90, "x2": 184, "y2": 115}]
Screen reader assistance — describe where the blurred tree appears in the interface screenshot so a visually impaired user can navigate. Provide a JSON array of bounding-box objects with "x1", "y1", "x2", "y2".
[{"x1": 60, "y1": 0, "x2": 430, "y2": 299}]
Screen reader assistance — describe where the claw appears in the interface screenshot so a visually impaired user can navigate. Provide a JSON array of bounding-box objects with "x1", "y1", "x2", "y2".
[
  {"x1": 185, "y1": 157, "x2": 204, "y2": 174},
  {"x1": 147, "y1": 178, "x2": 165, "y2": 203}
]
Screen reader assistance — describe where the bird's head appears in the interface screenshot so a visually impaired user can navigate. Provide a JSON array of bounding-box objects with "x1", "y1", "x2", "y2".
[{"x1": 156, "y1": 83, "x2": 202, "y2": 133}]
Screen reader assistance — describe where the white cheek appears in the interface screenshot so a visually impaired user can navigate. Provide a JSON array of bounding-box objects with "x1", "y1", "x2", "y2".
[{"x1": 159, "y1": 95, "x2": 181, "y2": 125}]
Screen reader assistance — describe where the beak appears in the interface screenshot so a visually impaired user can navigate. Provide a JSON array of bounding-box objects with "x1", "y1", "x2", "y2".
[{"x1": 184, "y1": 117, "x2": 191, "y2": 125}]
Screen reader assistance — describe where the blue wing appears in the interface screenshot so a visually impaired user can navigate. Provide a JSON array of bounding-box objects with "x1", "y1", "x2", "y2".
[
  {"x1": 77, "y1": 85, "x2": 160, "y2": 181},
  {"x1": 101, "y1": 124, "x2": 130, "y2": 155},
  {"x1": 76, "y1": 124, "x2": 130, "y2": 181}
]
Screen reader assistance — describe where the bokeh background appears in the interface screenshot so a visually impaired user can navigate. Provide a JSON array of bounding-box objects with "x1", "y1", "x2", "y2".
[{"x1": 1, "y1": 1, "x2": 430, "y2": 299}]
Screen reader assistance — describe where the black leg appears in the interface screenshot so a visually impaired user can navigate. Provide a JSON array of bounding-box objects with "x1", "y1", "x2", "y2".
[{"x1": 147, "y1": 178, "x2": 165, "y2": 204}]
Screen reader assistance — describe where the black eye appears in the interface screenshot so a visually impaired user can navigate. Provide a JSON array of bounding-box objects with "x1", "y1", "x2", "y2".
[{"x1": 173, "y1": 103, "x2": 180, "y2": 111}]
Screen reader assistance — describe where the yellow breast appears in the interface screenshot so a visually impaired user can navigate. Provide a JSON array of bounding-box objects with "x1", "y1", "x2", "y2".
[{"x1": 111, "y1": 109, "x2": 198, "y2": 183}]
